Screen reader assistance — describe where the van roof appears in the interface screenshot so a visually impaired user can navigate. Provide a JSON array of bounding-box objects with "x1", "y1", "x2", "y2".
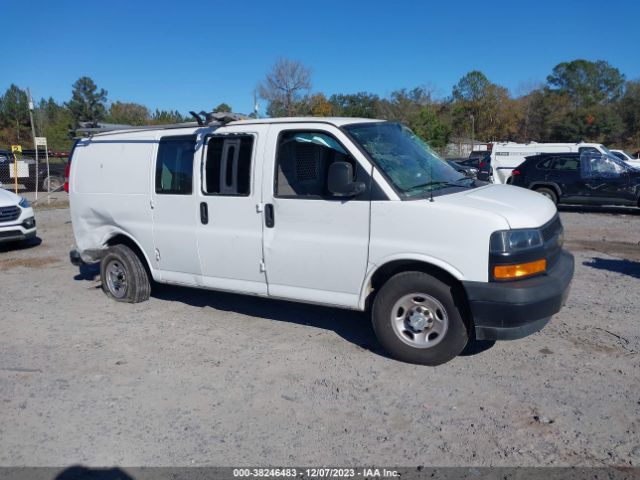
[
  {"x1": 228, "y1": 117, "x2": 383, "y2": 127},
  {"x1": 87, "y1": 117, "x2": 384, "y2": 138}
]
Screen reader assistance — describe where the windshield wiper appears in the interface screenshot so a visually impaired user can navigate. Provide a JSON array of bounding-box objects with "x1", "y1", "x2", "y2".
[{"x1": 406, "y1": 179, "x2": 473, "y2": 192}]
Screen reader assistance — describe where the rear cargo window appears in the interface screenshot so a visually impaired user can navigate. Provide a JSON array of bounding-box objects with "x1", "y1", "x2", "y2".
[
  {"x1": 155, "y1": 136, "x2": 196, "y2": 195},
  {"x1": 203, "y1": 135, "x2": 254, "y2": 196}
]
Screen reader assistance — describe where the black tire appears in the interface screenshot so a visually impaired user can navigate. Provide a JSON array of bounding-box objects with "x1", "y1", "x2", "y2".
[
  {"x1": 372, "y1": 271, "x2": 469, "y2": 366},
  {"x1": 42, "y1": 176, "x2": 63, "y2": 192},
  {"x1": 535, "y1": 186, "x2": 558, "y2": 205},
  {"x1": 100, "y1": 244, "x2": 150, "y2": 303}
]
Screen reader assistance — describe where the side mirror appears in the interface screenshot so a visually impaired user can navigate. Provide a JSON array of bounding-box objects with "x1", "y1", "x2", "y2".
[{"x1": 328, "y1": 161, "x2": 365, "y2": 197}]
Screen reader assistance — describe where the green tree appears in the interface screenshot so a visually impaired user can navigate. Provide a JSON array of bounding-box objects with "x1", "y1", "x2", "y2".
[
  {"x1": 329, "y1": 92, "x2": 381, "y2": 118},
  {"x1": 150, "y1": 109, "x2": 185, "y2": 124},
  {"x1": 108, "y1": 102, "x2": 149, "y2": 125},
  {"x1": 378, "y1": 87, "x2": 433, "y2": 123},
  {"x1": 0, "y1": 84, "x2": 30, "y2": 143},
  {"x1": 410, "y1": 106, "x2": 452, "y2": 149},
  {"x1": 213, "y1": 102, "x2": 232, "y2": 113},
  {"x1": 618, "y1": 80, "x2": 640, "y2": 148},
  {"x1": 66, "y1": 76, "x2": 108, "y2": 123},
  {"x1": 450, "y1": 71, "x2": 511, "y2": 141},
  {"x1": 34, "y1": 97, "x2": 74, "y2": 151},
  {"x1": 547, "y1": 60, "x2": 625, "y2": 108}
]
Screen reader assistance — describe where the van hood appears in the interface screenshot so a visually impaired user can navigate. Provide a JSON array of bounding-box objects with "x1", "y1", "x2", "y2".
[
  {"x1": 0, "y1": 187, "x2": 22, "y2": 207},
  {"x1": 438, "y1": 184, "x2": 557, "y2": 229}
]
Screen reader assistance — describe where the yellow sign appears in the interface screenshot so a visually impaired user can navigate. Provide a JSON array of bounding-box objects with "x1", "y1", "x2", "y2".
[{"x1": 11, "y1": 145, "x2": 22, "y2": 153}]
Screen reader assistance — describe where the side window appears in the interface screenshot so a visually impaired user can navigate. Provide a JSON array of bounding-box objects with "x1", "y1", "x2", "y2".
[
  {"x1": 155, "y1": 136, "x2": 196, "y2": 195},
  {"x1": 550, "y1": 157, "x2": 579, "y2": 171},
  {"x1": 581, "y1": 153, "x2": 625, "y2": 177},
  {"x1": 203, "y1": 135, "x2": 254, "y2": 196},
  {"x1": 275, "y1": 131, "x2": 356, "y2": 198},
  {"x1": 537, "y1": 158, "x2": 553, "y2": 169}
]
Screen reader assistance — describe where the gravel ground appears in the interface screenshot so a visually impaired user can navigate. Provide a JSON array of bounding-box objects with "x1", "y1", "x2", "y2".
[{"x1": 0, "y1": 206, "x2": 638, "y2": 467}]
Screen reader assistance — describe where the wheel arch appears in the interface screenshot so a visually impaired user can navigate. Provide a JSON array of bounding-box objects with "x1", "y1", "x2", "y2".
[
  {"x1": 103, "y1": 232, "x2": 155, "y2": 280},
  {"x1": 359, "y1": 256, "x2": 468, "y2": 313},
  {"x1": 529, "y1": 181, "x2": 561, "y2": 199}
]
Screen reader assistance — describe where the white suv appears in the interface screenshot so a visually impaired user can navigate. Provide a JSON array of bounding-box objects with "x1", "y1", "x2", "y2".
[
  {"x1": 68, "y1": 117, "x2": 574, "y2": 365},
  {"x1": 0, "y1": 186, "x2": 36, "y2": 244}
]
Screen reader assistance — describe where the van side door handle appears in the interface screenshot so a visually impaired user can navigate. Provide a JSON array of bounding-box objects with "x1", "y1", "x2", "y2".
[
  {"x1": 265, "y1": 203, "x2": 274, "y2": 228},
  {"x1": 200, "y1": 202, "x2": 209, "y2": 225}
]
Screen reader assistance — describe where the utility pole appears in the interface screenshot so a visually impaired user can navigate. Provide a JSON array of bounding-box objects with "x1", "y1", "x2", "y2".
[
  {"x1": 253, "y1": 90, "x2": 259, "y2": 119},
  {"x1": 469, "y1": 114, "x2": 475, "y2": 155},
  {"x1": 27, "y1": 88, "x2": 38, "y2": 201}
]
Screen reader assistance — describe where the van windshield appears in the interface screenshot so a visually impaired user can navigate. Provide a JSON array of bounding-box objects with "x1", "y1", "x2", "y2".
[{"x1": 344, "y1": 122, "x2": 472, "y2": 197}]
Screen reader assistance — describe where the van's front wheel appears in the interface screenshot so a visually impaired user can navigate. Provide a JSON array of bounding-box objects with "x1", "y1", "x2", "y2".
[
  {"x1": 372, "y1": 271, "x2": 468, "y2": 366},
  {"x1": 100, "y1": 244, "x2": 150, "y2": 303}
]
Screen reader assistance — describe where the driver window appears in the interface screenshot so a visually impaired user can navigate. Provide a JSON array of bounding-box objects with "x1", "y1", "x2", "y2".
[
  {"x1": 581, "y1": 153, "x2": 624, "y2": 177},
  {"x1": 275, "y1": 131, "x2": 357, "y2": 198}
]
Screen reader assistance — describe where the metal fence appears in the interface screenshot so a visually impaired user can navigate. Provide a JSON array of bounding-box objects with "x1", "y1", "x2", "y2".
[{"x1": 0, "y1": 147, "x2": 68, "y2": 203}]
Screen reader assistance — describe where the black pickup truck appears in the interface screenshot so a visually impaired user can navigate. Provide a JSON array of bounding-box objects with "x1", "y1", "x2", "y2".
[{"x1": 0, "y1": 150, "x2": 67, "y2": 191}]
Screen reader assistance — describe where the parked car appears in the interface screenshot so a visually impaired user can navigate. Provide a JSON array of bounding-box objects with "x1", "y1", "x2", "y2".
[
  {"x1": 0, "y1": 185, "x2": 36, "y2": 244},
  {"x1": 456, "y1": 153, "x2": 492, "y2": 181},
  {"x1": 446, "y1": 159, "x2": 478, "y2": 178},
  {"x1": 610, "y1": 149, "x2": 640, "y2": 168},
  {"x1": 69, "y1": 117, "x2": 573, "y2": 366},
  {"x1": 509, "y1": 151, "x2": 640, "y2": 207},
  {"x1": 0, "y1": 149, "x2": 67, "y2": 191},
  {"x1": 489, "y1": 142, "x2": 613, "y2": 184}
]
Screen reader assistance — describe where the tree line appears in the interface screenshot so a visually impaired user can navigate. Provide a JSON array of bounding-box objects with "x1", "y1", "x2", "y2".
[{"x1": 1, "y1": 58, "x2": 639, "y2": 153}]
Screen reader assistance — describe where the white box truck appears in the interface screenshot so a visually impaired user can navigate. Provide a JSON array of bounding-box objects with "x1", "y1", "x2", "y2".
[{"x1": 68, "y1": 117, "x2": 573, "y2": 365}]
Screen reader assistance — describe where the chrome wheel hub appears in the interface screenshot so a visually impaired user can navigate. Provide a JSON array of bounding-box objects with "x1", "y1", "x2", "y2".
[
  {"x1": 391, "y1": 293, "x2": 449, "y2": 349},
  {"x1": 105, "y1": 260, "x2": 127, "y2": 298}
]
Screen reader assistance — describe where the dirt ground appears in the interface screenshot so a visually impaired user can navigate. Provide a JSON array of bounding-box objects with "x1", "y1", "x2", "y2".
[{"x1": 0, "y1": 205, "x2": 638, "y2": 467}]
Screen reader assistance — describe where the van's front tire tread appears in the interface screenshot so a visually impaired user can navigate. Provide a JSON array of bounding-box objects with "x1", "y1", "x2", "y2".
[
  {"x1": 100, "y1": 244, "x2": 151, "y2": 303},
  {"x1": 372, "y1": 271, "x2": 468, "y2": 366}
]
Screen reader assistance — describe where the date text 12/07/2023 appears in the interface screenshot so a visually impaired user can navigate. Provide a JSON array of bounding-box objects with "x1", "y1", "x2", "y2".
[{"x1": 232, "y1": 468, "x2": 400, "y2": 478}]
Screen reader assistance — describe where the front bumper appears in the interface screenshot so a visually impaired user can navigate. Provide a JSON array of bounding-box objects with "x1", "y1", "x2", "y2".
[
  {"x1": 462, "y1": 250, "x2": 574, "y2": 341},
  {"x1": 0, "y1": 216, "x2": 36, "y2": 244}
]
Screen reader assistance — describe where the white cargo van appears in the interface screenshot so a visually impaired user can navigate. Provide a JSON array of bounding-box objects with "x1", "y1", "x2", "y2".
[
  {"x1": 490, "y1": 142, "x2": 611, "y2": 184},
  {"x1": 69, "y1": 117, "x2": 574, "y2": 365}
]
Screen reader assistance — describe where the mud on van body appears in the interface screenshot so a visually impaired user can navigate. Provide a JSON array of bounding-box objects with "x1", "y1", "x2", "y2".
[{"x1": 69, "y1": 117, "x2": 574, "y2": 365}]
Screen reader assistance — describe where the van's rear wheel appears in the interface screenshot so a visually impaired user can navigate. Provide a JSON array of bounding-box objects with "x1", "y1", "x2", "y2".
[
  {"x1": 372, "y1": 271, "x2": 468, "y2": 366},
  {"x1": 100, "y1": 244, "x2": 150, "y2": 303},
  {"x1": 535, "y1": 186, "x2": 558, "y2": 204}
]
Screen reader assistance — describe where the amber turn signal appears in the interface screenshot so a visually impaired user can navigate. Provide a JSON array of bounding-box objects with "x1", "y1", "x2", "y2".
[{"x1": 493, "y1": 259, "x2": 546, "y2": 280}]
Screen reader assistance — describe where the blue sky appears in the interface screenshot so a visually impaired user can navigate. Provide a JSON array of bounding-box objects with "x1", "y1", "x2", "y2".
[{"x1": 2, "y1": 0, "x2": 640, "y2": 115}]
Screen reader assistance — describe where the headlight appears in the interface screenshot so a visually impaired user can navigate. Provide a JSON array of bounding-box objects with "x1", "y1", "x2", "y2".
[
  {"x1": 490, "y1": 228, "x2": 543, "y2": 253},
  {"x1": 18, "y1": 197, "x2": 30, "y2": 209}
]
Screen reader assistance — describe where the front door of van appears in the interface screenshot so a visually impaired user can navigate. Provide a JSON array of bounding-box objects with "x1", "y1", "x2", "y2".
[
  {"x1": 261, "y1": 125, "x2": 372, "y2": 308},
  {"x1": 196, "y1": 132, "x2": 267, "y2": 295},
  {"x1": 151, "y1": 134, "x2": 202, "y2": 282}
]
